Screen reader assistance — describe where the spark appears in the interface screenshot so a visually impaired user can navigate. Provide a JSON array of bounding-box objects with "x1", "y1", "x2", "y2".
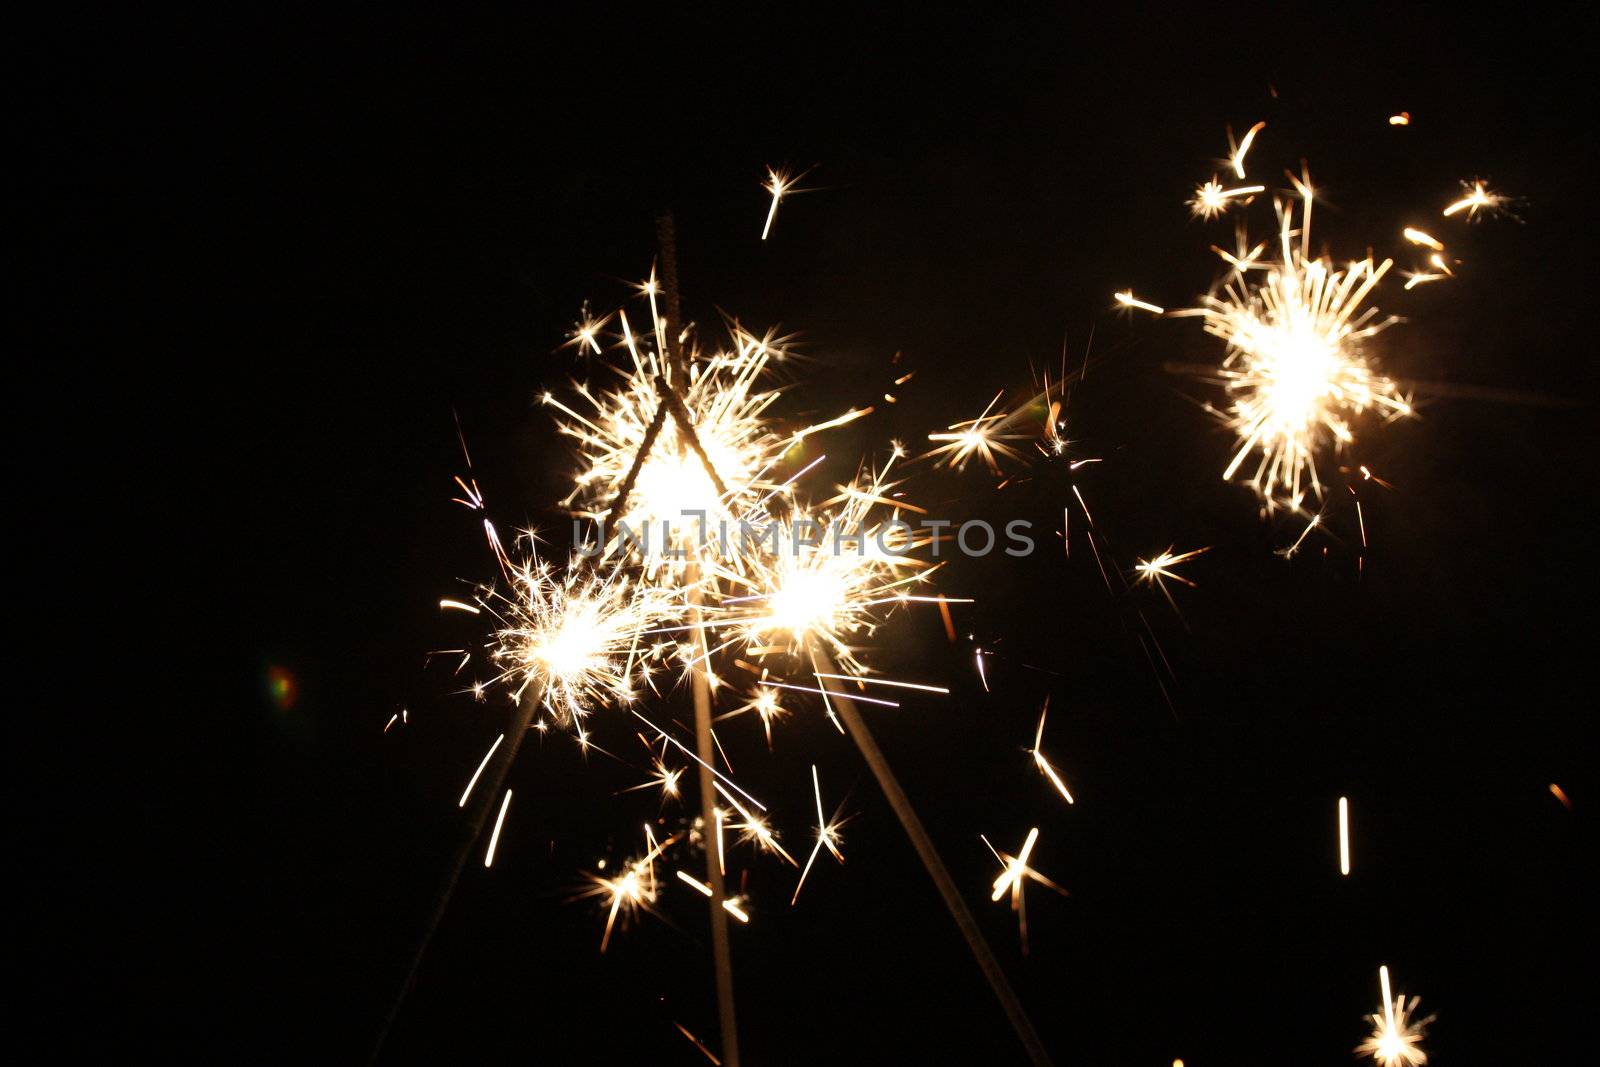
[
  {"x1": 439, "y1": 599, "x2": 480, "y2": 614},
  {"x1": 725, "y1": 685, "x2": 788, "y2": 746},
  {"x1": 791, "y1": 765, "x2": 848, "y2": 904},
  {"x1": 1114, "y1": 290, "x2": 1165, "y2": 315},
  {"x1": 1279, "y1": 513, "x2": 1322, "y2": 558},
  {"x1": 812, "y1": 674, "x2": 949, "y2": 694},
  {"x1": 676, "y1": 869, "x2": 753, "y2": 922},
  {"x1": 1228, "y1": 120, "x2": 1266, "y2": 179},
  {"x1": 1134, "y1": 545, "x2": 1210, "y2": 608},
  {"x1": 1028, "y1": 698, "x2": 1074, "y2": 804},
  {"x1": 483, "y1": 789, "x2": 513, "y2": 868},
  {"x1": 1442, "y1": 179, "x2": 1505, "y2": 219},
  {"x1": 459, "y1": 733, "x2": 505, "y2": 808},
  {"x1": 620, "y1": 757, "x2": 683, "y2": 802},
  {"x1": 1402, "y1": 269, "x2": 1447, "y2": 290},
  {"x1": 1389, "y1": 112, "x2": 1411, "y2": 125},
  {"x1": 1356, "y1": 965, "x2": 1434, "y2": 1065},
  {"x1": 1190, "y1": 177, "x2": 1265, "y2": 219},
  {"x1": 1211, "y1": 228, "x2": 1267, "y2": 274},
  {"x1": 983, "y1": 827, "x2": 1067, "y2": 953},
  {"x1": 716, "y1": 781, "x2": 798, "y2": 866},
  {"x1": 1338, "y1": 795, "x2": 1351, "y2": 875},
  {"x1": 1402, "y1": 228, "x2": 1444, "y2": 251},
  {"x1": 925, "y1": 391, "x2": 1027, "y2": 472},
  {"x1": 761, "y1": 167, "x2": 791, "y2": 240},
  {"x1": 584, "y1": 825, "x2": 679, "y2": 952},
  {"x1": 765, "y1": 680, "x2": 899, "y2": 708},
  {"x1": 672, "y1": 1020, "x2": 722, "y2": 1065},
  {"x1": 1549, "y1": 783, "x2": 1572, "y2": 810},
  {"x1": 566, "y1": 309, "x2": 608, "y2": 356}
]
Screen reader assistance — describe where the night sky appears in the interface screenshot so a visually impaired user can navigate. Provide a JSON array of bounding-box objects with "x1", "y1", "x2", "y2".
[{"x1": 28, "y1": 5, "x2": 1592, "y2": 1063}]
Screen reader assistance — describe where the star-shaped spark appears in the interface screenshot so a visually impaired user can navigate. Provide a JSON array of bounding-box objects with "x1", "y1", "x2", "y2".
[
  {"x1": 1133, "y1": 545, "x2": 1210, "y2": 610},
  {"x1": 791, "y1": 765, "x2": 849, "y2": 904},
  {"x1": 983, "y1": 827, "x2": 1067, "y2": 954},
  {"x1": 925, "y1": 391, "x2": 1027, "y2": 473}
]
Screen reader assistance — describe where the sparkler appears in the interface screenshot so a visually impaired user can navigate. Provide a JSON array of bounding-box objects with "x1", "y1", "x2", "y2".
[
  {"x1": 417, "y1": 208, "x2": 1053, "y2": 1064},
  {"x1": 1356, "y1": 965, "x2": 1434, "y2": 1065}
]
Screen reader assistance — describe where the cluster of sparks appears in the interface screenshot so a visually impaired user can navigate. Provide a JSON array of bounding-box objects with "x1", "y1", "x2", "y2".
[
  {"x1": 407, "y1": 116, "x2": 1525, "y2": 1056},
  {"x1": 451, "y1": 261, "x2": 975, "y2": 951},
  {"x1": 481, "y1": 557, "x2": 665, "y2": 729},
  {"x1": 1201, "y1": 180, "x2": 1411, "y2": 509},
  {"x1": 1126, "y1": 122, "x2": 1508, "y2": 518}
]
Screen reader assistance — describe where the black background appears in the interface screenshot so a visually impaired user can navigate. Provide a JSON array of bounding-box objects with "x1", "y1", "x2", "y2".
[{"x1": 24, "y1": 4, "x2": 1593, "y2": 1063}]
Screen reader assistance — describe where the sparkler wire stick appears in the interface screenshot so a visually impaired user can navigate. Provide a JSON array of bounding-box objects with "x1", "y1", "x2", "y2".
[
  {"x1": 811, "y1": 647, "x2": 1054, "y2": 1066},
  {"x1": 369, "y1": 681, "x2": 543, "y2": 1063},
  {"x1": 655, "y1": 217, "x2": 741, "y2": 1067},
  {"x1": 690, "y1": 572, "x2": 741, "y2": 1067}
]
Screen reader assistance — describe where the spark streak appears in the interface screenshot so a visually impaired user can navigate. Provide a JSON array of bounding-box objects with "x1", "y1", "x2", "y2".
[
  {"x1": 459, "y1": 733, "x2": 505, "y2": 808},
  {"x1": 483, "y1": 789, "x2": 513, "y2": 868},
  {"x1": 761, "y1": 167, "x2": 791, "y2": 240},
  {"x1": 1114, "y1": 290, "x2": 1165, "y2": 315},
  {"x1": 1028, "y1": 699, "x2": 1074, "y2": 804},
  {"x1": 791, "y1": 765, "x2": 847, "y2": 904},
  {"x1": 1338, "y1": 795, "x2": 1351, "y2": 875}
]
